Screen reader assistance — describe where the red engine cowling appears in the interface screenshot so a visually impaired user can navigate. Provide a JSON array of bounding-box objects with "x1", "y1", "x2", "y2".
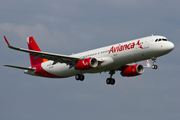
[
  {"x1": 120, "y1": 64, "x2": 144, "y2": 77},
  {"x1": 75, "y1": 57, "x2": 98, "y2": 70}
]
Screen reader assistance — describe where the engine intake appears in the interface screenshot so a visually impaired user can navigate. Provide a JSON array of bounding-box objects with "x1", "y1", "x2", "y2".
[{"x1": 75, "y1": 57, "x2": 98, "y2": 70}]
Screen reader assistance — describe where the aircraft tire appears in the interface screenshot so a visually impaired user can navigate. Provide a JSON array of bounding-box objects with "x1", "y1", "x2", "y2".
[
  {"x1": 75, "y1": 74, "x2": 81, "y2": 80},
  {"x1": 106, "y1": 78, "x2": 111, "y2": 85},
  {"x1": 111, "y1": 78, "x2": 115, "y2": 85},
  {"x1": 80, "y1": 75, "x2": 85, "y2": 81},
  {"x1": 152, "y1": 65, "x2": 158, "y2": 69},
  {"x1": 106, "y1": 78, "x2": 115, "y2": 85},
  {"x1": 75, "y1": 74, "x2": 85, "y2": 81}
]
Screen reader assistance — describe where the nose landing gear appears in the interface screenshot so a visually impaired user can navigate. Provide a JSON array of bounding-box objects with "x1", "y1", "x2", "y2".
[{"x1": 151, "y1": 57, "x2": 158, "y2": 69}]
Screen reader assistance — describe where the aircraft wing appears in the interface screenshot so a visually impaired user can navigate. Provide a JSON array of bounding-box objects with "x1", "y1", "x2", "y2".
[{"x1": 4, "y1": 36, "x2": 80, "y2": 65}]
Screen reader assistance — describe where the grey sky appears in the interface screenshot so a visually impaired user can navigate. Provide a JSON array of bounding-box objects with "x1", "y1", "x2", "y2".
[{"x1": 0, "y1": 0, "x2": 180, "y2": 120}]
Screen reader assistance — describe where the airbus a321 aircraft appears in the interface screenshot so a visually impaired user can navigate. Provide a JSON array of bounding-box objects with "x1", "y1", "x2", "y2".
[{"x1": 3, "y1": 35, "x2": 174, "y2": 85}]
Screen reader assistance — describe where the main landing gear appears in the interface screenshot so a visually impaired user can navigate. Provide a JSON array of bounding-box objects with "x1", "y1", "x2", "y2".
[
  {"x1": 106, "y1": 70, "x2": 116, "y2": 85},
  {"x1": 75, "y1": 74, "x2": 85, "y2": 81},
  {"x1": 75, "y1": 70, "x2": 116, "y2": 85},
  {"x1": 151, "y1": 57, "x2": 158, "y2": 69}
]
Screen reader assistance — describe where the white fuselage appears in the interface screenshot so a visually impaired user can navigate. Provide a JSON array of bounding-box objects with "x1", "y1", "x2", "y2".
[{"x1": 34, "y1": 35, "x2": 174, "y2": 77}]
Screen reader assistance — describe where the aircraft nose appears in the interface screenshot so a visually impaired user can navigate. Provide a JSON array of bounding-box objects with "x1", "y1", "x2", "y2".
[
  {"x1": 167, "y1": 41, "x2": 174, "y2": 51},
  {"x1": 156, "y1": 41, "x2": 174, "y2": 55}
]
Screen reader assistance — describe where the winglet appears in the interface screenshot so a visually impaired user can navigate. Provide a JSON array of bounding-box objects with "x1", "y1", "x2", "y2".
[{"x1": 3, "y1": 36, "x2": 10, "y2": 46}]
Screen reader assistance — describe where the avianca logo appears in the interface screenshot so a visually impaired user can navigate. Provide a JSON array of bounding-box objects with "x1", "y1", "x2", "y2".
[
  {"x1": 137, "y1": 40, "x2": 143, "y2": 49},
  {"x1": 109, "y1": 40, "x2": 143, "y2": 54},
  {"x1": 83, "y1": 60, "x2": 89, "y2": 66}
]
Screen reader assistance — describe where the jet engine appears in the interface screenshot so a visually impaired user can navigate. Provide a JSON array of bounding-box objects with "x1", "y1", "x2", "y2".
[
  {"x1": 75, "y1": 57, "x2": 98, "y2": 70},
  {"x1": 120, "y1": 64, "x2": 144, "y2": 77}
]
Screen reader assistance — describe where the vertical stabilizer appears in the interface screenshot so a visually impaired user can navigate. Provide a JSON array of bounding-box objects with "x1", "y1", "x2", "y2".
[{"x1": 27, "y1": 37, "x2": 48, "y2": 67}]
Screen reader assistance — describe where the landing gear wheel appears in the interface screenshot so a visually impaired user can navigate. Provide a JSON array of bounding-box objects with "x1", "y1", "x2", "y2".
[
  {"x1": 152, "y1": 65, "x2": 158, "y2": 69},
  {"x1": 75, "y1": 74, "x2": 85, "y2": 81},
  {"x1": 111, "y1": 78, "x2": 115, "y2": 85},
  {"x1": 75, "y1": 74, "x2": 81, "y2": 80},
  {"x1": 106, "y1": 78, "x2": 115, "y2": 85},
  {"x1": 80, "y1": 75, "x2": 85, "y2": 81},
  {"x1": 106, "y1": 78, "x2": 111, "y2": 85}
]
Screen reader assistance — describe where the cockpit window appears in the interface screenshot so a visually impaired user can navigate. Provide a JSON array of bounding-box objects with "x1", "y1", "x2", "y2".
[
  {"x1": 155, "y1": 38, "x2": 168, "y2": 42},
  {"x1": 162, "y1": 39, "x2": 168, "y2": 41}
]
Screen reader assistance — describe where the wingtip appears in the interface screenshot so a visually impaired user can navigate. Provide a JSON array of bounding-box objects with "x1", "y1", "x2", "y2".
[{"x1": 3, "y1": 36, "x2": 10, "y2": 46}]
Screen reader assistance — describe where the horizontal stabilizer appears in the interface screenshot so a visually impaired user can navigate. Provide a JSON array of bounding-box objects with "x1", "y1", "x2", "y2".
[{"x1": 4, "y1": 65, "x2": 35, "y2": 71}]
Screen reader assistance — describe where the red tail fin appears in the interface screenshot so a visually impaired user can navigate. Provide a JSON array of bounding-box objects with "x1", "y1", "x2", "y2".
[{"x1": 27, "y1": 36, "x2": 48, "y2": 67}]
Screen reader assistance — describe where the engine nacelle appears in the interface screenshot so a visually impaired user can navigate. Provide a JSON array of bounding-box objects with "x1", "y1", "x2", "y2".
[
  {"x1": 121, "y1": 64, "x2": 144, "y2": 77},
  {"x1": 75, "y1": 57, "x2": 98, "y2": 70}
]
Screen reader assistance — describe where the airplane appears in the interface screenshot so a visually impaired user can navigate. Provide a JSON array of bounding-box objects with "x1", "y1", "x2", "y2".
[{"x1": 3, "y1": 35, "x2": 174, "y2": 85}]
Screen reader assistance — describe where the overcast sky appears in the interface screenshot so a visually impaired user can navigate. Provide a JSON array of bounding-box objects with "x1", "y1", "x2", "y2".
[{"x1": 0, "y1": 0, "x2": 180, "y2": 120}]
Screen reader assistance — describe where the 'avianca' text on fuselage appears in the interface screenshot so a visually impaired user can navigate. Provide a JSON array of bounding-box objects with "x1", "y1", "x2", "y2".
[
  {"x1": 3, "y1": 35, "x2": 174, "y2": 85},
  {"x1": 109, "y1": 40, "x2": 143, "y2": 54}
]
